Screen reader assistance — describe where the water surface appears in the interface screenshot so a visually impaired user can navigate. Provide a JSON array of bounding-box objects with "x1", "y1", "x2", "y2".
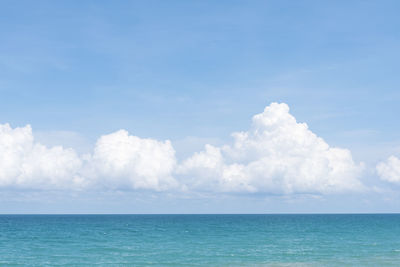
[{"x1": 0, "y1": 214, "x2": 399, "y2": 266}]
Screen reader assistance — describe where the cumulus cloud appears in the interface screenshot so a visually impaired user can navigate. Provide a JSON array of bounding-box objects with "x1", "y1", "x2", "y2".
[
  {"x1": 0, "y1": 124, "x2": 83, "y2": 189},
  {"x1": 0, "y1": 103, "x2": 365, "y2": 195},
  {"x1": 376, "y1": 156, "x2": 400, "y2": 184},
  {"x1": 88, "y1": 130, "x2": 179, "y2": 191},
  {"x1": 0, "y1": 124, "x2": 178, "y2": 191},
  {"x1": 178, "y1": 103, "x2": 364, "y2": 194}
]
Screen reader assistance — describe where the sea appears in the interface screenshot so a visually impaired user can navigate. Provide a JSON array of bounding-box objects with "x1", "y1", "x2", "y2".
[{"x1": 0, "y1": 214, "x2": 399, "y2": 266}]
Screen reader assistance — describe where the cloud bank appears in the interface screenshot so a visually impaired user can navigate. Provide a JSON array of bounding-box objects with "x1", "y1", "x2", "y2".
[
  {"x1": 0, "y1": 125, "x2": 179, "y2": 191},
  {"x1": 377, "y1": 156, "x2": 400, "y2": 184},
  {"x1": 0, "y1": 103, "x2": 364, "y2": 194}
]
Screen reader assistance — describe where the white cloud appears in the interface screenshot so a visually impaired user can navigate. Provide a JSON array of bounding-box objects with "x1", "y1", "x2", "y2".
[
  {"x1": 88, "y1": 130, "x2": 179, "y2": 191},
  {"x1": 0, "y1": 124, "x2": 83, "y2": 189},
  {"x1": 376, "y1": 156, "x2": 400, "y2": 184},
  {"x1": 0, "y1": 103, "x2": 365, "y2": 195},
  {"x1": 0, "y1": 124, "x2": 178, "y2": 191},
  {"x1": 178, "y1": 103, "x2": 364, "y2": 194}
]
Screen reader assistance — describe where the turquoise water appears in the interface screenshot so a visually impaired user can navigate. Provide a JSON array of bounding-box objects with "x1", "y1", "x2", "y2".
[{"x1": 1, "y1": 214, "x2": 400, "y2": 266}]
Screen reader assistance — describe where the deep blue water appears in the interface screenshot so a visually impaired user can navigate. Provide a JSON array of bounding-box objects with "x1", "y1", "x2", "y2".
[{"x1": 0, "y1": 214, "x2": 400, "y2": 266}]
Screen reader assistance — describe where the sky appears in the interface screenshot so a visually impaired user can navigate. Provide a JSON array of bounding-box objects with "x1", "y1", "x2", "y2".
[{"x1": 0, "y1": 0, "x2": 400, "y2": 213}]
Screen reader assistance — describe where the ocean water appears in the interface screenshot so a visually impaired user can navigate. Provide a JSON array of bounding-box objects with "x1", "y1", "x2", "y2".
[{"x1": 0, "y1": 214, "x2": 400, "y2": 266}]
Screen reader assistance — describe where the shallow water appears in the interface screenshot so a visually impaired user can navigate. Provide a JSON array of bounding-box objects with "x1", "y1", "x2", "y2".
[{"x1": 0, "y1": 214, "x2": 399, "y2": 266}]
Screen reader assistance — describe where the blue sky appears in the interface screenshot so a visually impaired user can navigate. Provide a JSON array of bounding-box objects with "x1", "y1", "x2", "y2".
[{"x1": 0, "y1": 0, "x2": 400, "y2": 213}]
